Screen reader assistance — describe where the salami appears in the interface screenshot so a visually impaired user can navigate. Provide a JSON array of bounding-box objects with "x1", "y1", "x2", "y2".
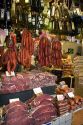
[
  {"x1": 38, "y1": 37, "x2": 51, "y2": 67},
  {"x1": 21, "y1": 29, "x2": 34, "y2": 55},
  {"x1": 51, "y1": 39, "x2": 62, "y2": 68},
  {"x1": 18, "y1": 47, "x2": 31, "y2": 68},
  {"x1": 18, "y1": 29, "x2": 34, "y2": 68},
  {"x1": 2, "y1": 48, "x2": 17, "y2": 73}
]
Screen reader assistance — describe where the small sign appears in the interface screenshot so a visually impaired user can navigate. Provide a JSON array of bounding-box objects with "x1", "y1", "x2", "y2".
[
  {"x1": 57, "y1": 94, "x2": 64, "y2": 101},
  {"x1": 9, "y1": 98, "x2": 19, "y2": 103},
  {"x1": 11, "y1": 71, "x2": 15, "y2": 76},
  {"x1": 6, "y1": 71, "x2": 11, "y2": 77},
  {"x1": 60, "y1": 81, "x2": 66, "y2": 86},
  {"x1": 68, "y1": 92, "x2": 74, "y2": 98},
  {"x1": 6, "y1": 71, "x2": 15, "y2": 77},
  {"x1": 33, "y1": 87, "x2": 43, "y2": 95}
]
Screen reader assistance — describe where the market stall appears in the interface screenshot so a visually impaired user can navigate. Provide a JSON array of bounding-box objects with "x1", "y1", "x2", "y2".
[{"x1": 0, "y1": 0, "x2": 83, "y2": 125}]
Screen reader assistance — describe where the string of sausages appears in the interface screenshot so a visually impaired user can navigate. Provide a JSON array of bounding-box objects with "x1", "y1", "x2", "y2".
[
  {"x1": 38, "y1": 37, "x2": 62, "y2": 68},
  {"x1": 51, "y1": 39, "x2": 62, "y2": 67},
  {"x1": 2, "y1": 32, "x2": 17, "y2": 73},
  {"x1": 18, "y1": 29, "x2": 34, "y2": 68},
  {"x1": 38, "y1": 37, "x2": 51, "y2": 67}
]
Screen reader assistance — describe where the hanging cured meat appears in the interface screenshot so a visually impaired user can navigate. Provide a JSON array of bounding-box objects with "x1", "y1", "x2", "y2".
[
  {"x1": 18, "y1": 29, "x2": 34, "y2": 68},
  {"x1": 2, "y1": 34, "x2": 17, "y2": 74},
  {"x1": 5, "y1": 33, "x2": 16, "y2": 49},
  {"x1": 51, "y1": 39, "x2": 62, "y2": 68},
  {"x1": 2, "y1": 48, "x2": 17, "y2": 74},
  {"x1": 21, "y1": 29, "x2": 34, "y2": 55},
  {"x1": 10, "y1": 32, "x2": 17, "y2": 47},
  {"x1": 38, "y1": 37, "x2": 51, "y2": 67},
  {"x1": 18, "y1": 47, "x2": 31, "y2": 68}
]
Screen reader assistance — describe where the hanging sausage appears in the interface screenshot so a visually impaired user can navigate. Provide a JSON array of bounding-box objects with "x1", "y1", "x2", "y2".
[
  {"x1": 2, "y1": 34, "x2": 17, "y2": 74},
  {"x1": 51, "y1": 39, "x2": 62, "y2": 68},
  {"x1": 21, "y1": 29, "x2": 34, "y2": 55},
  {"x1": 38, "y1": 36, "x2": 51, "y2": 67},
  {"x1": 18, "y1": 29, "x2": 34, "y2": 68}
]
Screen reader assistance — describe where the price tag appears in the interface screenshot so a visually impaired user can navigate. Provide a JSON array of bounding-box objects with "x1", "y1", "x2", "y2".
[
  {"x1": 6, "y1": 71, "x2": 15, "y2": 77},
  {"x1": 6, "y1": 71, "x2": 11, "y2": 77},
  {"x1": 33, "y1": 87, "x2": 43, "y2": 95},
  {"x1": 68, "y1": 92, "x2": 74, "y2": 98},
  {"x1": 9, "y1": 98, "x2": 19, "y2": 103},
  {"x1": 60, "y1": 81, "x2": 66, "y2": 86},
  {"x1": 57, "y1": 94, "x2": 64, "y2": 101},
  {"x1": 11, "y1": 71, "x2": 15, "y2": 76}
]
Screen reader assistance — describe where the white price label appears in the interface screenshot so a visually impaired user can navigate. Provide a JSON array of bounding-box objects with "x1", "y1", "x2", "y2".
[
  {"x1": 60, "y1": 81, "x2": 66, "y2": 86},
  {"x1": 11, "y1": 71, "x2": 15, "y2": 76},
  {"x1": 9, "y1": 98, "x2": 19, "y2": 103},
  {"x1": 68, "y1": 92, "x2": 74, "y2": 98},
  {"x1": 57, "y1": 94, "x2": 64, "y2": 101},
  {"x1": 33, "y1": 87, "x2": 43, "y2": 95},
  {"x1": 6, "y1": 71, "x2": 15, "y2": 77},
  {"x1": 6, "y1": 71, "x2": 11, "y2": 77}
]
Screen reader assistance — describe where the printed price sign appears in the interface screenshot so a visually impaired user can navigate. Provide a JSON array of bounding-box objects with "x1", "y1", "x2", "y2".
[
  {"x1": 6, "y1": 71, "x2": 11, "y2": 77},
  {"x1": 57, "y1": 94, "x2": 64, "y2": 101},
  {"x1": 33, "y1": 87, "x2": 43, "y2": 95},
  {"x1": 6, "y1": 71, "x2": 15, "y2": 77},
  {"x1": 68, "y1": 92, "x2": 74, "y2": 98},
  {"x1": 11, "y1": 71, "x2": 15, "y2": 76},
  {"x1": 9, "y1": 98, "x2": 20, "y2": 103},
  {"x1": 60, "y1": 81, "x2": 66, "y2": 86}
]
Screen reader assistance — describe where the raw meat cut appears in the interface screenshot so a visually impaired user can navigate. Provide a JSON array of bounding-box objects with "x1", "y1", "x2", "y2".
[
  {"x1": 0, "y1": 71, "x2": 57, "y2": 94},
  {"x1": 5, "y1": 101, "x2": 34, "y2": 125}
]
